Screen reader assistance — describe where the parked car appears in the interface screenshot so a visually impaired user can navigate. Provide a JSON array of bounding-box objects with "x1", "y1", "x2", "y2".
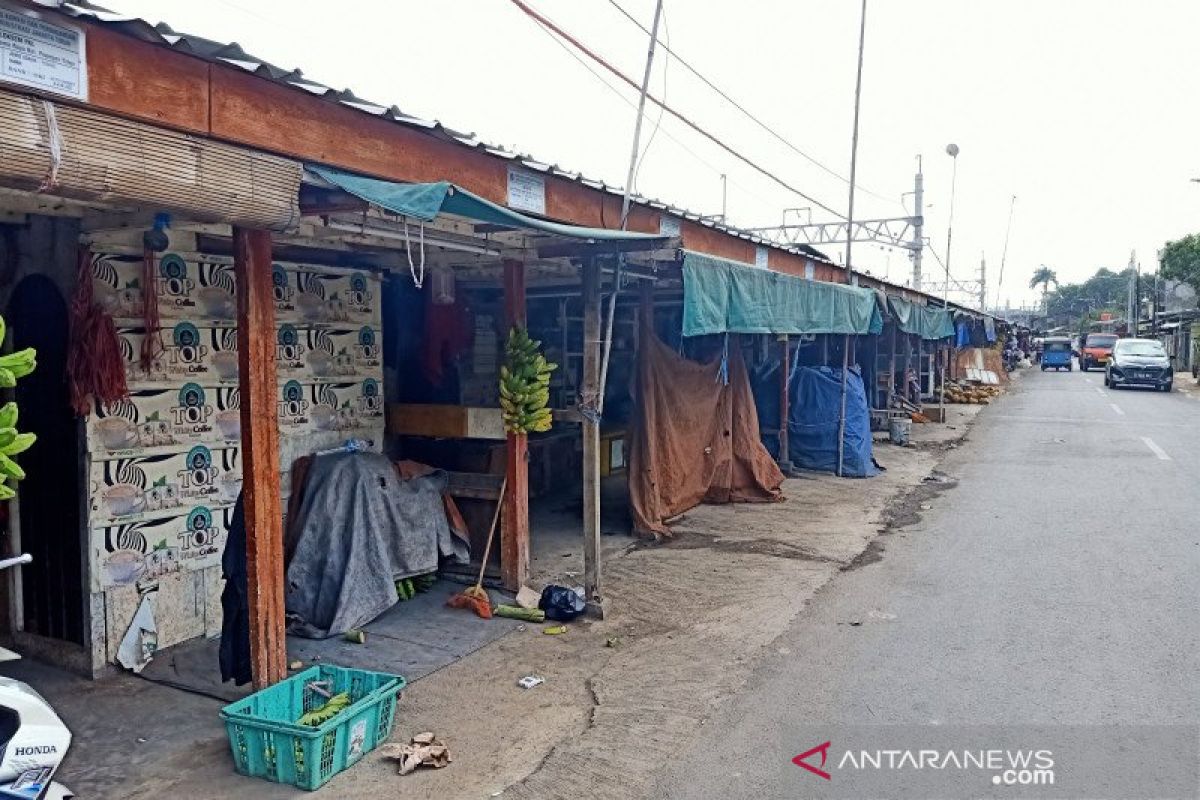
[
  {"x1": 1079, "y1": 333, "x2": 1118, "y2": 371},
  {"x1": 1105, "y1": 338, "x2": 1173, "y2": 391},
  {"x1": 1040, "y1": 337, "x2": 1073, "y2": 371}
]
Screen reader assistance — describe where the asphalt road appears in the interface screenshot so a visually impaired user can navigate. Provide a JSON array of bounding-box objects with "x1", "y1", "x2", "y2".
[{"x1": 650, "y1": 365, "x2": 1200, "y2": 799}]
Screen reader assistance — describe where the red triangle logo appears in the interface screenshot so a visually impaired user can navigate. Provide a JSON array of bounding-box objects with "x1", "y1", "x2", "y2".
[{"x1": 792, "y1": 741, "x2": 832, "y2": 780}]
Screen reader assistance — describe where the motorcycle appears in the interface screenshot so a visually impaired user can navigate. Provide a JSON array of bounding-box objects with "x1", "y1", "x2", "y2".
[{"x1": 0, "y1": 554, "x2": 73, "y2": 800}]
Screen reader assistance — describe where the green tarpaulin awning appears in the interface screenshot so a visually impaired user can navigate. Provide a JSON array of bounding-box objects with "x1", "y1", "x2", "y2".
[
  {"x1": 886, "y1": 296, "x2": 955, "y2": 340},
  {"x1": 681, "y1": 251, "x2": 883, "y2": 337},
  {"x1": 308, "y1": 164, "x2": 665, "y2": 242}
]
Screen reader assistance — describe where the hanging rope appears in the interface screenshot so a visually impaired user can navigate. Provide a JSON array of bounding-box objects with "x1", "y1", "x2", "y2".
[
  {"x1": 67, "y1": 249, "x2": 128, "y2": 416},
  {"x1": 404, "y1": 219, "x2": 426, "y2": 289},
  {"x1": 38, "y1": 100, "x2": 63, "y2": 193},
  {"x1": 139, "y1": 247, "x2": 164, "y2": 371},
  {"x1": 717, "y1": 332, "x2": 730, "y2": 385}
]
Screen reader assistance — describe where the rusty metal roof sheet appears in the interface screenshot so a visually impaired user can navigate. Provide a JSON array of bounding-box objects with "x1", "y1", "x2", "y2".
[{"x1": 30, "y1": 0, "x2": 838, "y2": 265}]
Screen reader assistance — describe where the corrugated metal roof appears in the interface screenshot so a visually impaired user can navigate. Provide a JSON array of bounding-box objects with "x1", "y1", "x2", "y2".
[{"x1": 29, "y1": 0, "x2": 836, "y2": 265}]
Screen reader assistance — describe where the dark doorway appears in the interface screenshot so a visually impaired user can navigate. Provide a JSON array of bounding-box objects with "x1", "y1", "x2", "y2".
[{"x1": 8, "y1": 275, "x2": 84, "y2": 644}]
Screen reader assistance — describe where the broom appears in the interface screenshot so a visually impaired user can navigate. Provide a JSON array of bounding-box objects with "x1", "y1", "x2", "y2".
[{"x1": 447, "y1": 475, "x2": 507, "y2": 619}]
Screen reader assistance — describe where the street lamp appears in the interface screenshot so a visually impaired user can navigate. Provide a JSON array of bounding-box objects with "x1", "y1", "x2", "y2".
[{"x1": 939, "y1": 143, "x2": 959, "y2": 423}]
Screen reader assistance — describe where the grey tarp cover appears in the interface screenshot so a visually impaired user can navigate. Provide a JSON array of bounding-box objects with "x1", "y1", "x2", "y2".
[{"x1": 285, "y1": 451, "x2": 467, "y2": 638}]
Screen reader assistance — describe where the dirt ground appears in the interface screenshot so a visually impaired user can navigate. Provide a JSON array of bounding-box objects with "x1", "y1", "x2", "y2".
[{"x1": 43, "y1": 405, "x2": 986, "y2": 799}]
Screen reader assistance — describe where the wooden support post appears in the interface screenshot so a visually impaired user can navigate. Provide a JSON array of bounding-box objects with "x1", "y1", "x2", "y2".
[
  {"x1": 888, "y1": 324, "x2": 897, "y2": 408},
  {"x1": 501, "y1": 259, "x2": 529, "y2": 592},
  {"x1": 581, "y1": 258, "x2": 605, "y2": 616},
  {"x1": 778, "y1": 335, "x2": 790, "y2": 468},
  {"x1": 233, "y1": 227, "x2": 286, "y2": 690}
]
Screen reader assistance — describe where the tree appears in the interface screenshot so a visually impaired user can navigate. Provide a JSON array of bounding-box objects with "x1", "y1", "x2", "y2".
[
  {"x1": 1160, "y1": 233, "x2": 1200, "y2": 295},
  {"x1": 1029, "y1": 266, "x2": 1058, "y2": 309}
]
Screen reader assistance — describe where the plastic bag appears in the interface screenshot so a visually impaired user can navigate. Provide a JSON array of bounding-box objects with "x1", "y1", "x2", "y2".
[{"x1": 538, "y1": 585, "x2": 586, "y2": 621}]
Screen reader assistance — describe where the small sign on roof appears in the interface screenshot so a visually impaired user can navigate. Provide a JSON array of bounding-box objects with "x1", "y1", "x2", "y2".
[{"x1": 507, "y1": 166, "x2": 545, "y2": 215}]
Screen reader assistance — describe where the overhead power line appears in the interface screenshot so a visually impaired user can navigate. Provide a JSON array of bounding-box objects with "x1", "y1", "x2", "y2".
[
  {"x1": 507, "y1": 0, "x2": 846, "y2": 220},
  {"x1": 526, "y1": 13, "x2": 779, "y2": 211},
  {"x1": 606, "y1": 0, "x2": 900, "y2": 208}
]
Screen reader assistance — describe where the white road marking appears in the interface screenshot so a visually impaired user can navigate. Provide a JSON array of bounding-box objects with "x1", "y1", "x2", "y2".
[
  {"x1": 1084, "y1": 377, "x2": 1092, "y2": 383},
  {"x1": 1141, "y1": 436, "x2": 1171, "y2": 461},
  {"x1": 1110, "y1": 403, "x2": 1124, "y2": 416},
  {"x1": 1094, "y1": 387, "x2": 1105, "y2": 396}
]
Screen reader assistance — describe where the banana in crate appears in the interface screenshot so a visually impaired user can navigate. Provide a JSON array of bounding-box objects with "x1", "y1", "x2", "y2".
[{"x1": 499, "y1": 328, "x2": 558, "y2": 435}]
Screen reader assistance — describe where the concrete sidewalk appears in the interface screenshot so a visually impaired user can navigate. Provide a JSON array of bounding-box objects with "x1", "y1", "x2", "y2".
[{"x1": 26, "y1": 405, "x2": 986, "y2": 799}]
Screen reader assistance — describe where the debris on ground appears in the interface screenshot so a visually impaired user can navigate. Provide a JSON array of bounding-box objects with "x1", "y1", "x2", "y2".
[
  {"x1": 543, "y1": 625, "x2": 567, "y2": 635},
  {"x1": 517, "y1": 675, "x2": 544, "y2": 689},
  {"x1": 288, "y1": 659, "x2": 304, "y2": 670},
  {"x1": 380, "y1": 732, "x2": 453, "y2": 775},
  {"x1": 343, "y1": 629, "x2": 367, "y2": 644},
  {"x1": 494, "y1": 604, "x2": 545, "y2": 622},
  {"x1": 515, "y1": 585, "x2": 541, "y2": 610},
  {"x1": 539, "y1": 585, "x2": 587, "y2": 621},
  {"x1": 605, "y1": 636, "x2": 622, "y2": 648}
]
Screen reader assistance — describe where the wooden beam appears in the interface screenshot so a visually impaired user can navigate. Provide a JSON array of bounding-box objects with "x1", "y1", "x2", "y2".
[
  {"x1": 500, "y1": 258, "x2": 530, "y2": 592},
  {"x1": 233, "y1": 227, "x2": 287, "y2": 689},
  {"x1": 581, "y1": 258, "x2": 604, "y2": 615},
  {"x1": 535, "y1": 236, "x2": 678, "y2": 260}
]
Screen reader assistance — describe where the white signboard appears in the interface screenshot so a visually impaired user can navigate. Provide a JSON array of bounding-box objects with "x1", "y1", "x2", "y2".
[
  {"x1": 754, "y1": 245, "x2": 769, "y2": 269},
  {"x1": 804, "y1": 262, "x2": 815, "y2": 280},
  {"x1": 658, "y1": 215, "x2": 681, "y2": 237},
  {"x1": 507, "y1": 166, "x2": 546, "y2": 214},
  {"x1": 0, "y1": 2, "x2": 87, "y2": 100}
]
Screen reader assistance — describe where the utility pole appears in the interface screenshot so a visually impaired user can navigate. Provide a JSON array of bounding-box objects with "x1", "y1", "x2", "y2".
[
  {"x1": 911, "y1": 158, "x2": 924, "y2": 290},
  {"x1": 1126, "y1": 249, "x2": 1136, "y2": 334},
  {"x1": 978, "y1": 252, "x2": 986, "y2": 312},
  {"x1": 836, "y1": 0, "x2": 868, "y2": 478}
]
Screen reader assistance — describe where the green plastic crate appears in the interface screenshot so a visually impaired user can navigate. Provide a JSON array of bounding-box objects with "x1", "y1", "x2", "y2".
[{"x1": 219, "y1": 664, "x2": 406, "y2": 791}]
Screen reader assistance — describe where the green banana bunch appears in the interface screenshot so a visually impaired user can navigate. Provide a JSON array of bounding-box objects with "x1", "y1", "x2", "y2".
[
  {"x1": 499, "y1": 327, "x2": 557, "y2": 434},
  {"x1": 297, "y1": 691, "x2": 352, "y2": 727},
  {"x1": 0, "y1": 316, "x2": 37, "y2": 500},
  {"x1": 395, "y1": 577, "x2": 416, "y2": 601}
]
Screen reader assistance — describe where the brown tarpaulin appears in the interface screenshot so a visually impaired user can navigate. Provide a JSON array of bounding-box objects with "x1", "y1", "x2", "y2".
[{"x1": 629, "y1": 332, "x2": 784, "y2": 538}]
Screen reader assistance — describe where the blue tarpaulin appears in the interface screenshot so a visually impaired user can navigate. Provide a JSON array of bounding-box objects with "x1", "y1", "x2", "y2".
[
  {"x1": 307, "y1": 165, "x2": 665, "y2": 242},
  {"x1": 788, "y1": 366, "x2": 878, "y2": 478},
  {"x1": 681, "y1": 251, "x2": 883, "y2": 337}
]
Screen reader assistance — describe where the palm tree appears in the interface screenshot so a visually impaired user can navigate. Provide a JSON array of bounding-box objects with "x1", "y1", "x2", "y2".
[{"x1": 1029, "y1": 266, "x2": 1058, "y2": 310}]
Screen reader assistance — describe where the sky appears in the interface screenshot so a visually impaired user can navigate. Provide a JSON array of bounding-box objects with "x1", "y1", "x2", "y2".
[{"x1": 102, "y1": 0, "x2": 1200, "y2": 308}]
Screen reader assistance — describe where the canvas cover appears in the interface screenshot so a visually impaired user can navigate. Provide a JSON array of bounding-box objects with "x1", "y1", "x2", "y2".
[
  {"x1": 681, "y1": 251, "x2": 883, "y2": 337},
  {"x1": 788, "y1": 366, "x2": 879, "y2": 477},
  {"x1": 285, "y1": 451, "x2": 467, "y2": 638},
  {"x1": 887, "y1": 296, "x2": 956, "y2": 340},
  {"x1": 629, "y1": 332, "x2": 784, "y2": 538}
]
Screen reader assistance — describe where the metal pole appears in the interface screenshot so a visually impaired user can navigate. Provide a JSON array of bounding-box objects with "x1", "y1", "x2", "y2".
[
  {"x1": 720, "y1": 173, "x2": 728, "y2": 222},
  {"x1": 979, "y1": 252, "x2": 986, "y2": 311},
  {"x1": 939, "y1": 147, "x2": 959, "y2": 424},
  {"x1": 911, "y1": 157, "x2": 924, "y2": 290},
  {"x1": 997, "y1": 194, "x2": 1016, "y2": 288},
  {"x1": 597, "y1": 0, "x2": 663, "y2": 416},
  {"x1": 836, "y1": 0, "x2": 868, "y2": 477}
]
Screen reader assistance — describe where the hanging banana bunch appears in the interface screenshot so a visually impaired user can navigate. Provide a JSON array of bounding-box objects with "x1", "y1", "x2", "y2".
[
  {"x1": 499, "y1": 327, "x2": 557, "y2": 434},
  {"x1": 0, "y1": 316, "x2": 36, "y2": 501}
]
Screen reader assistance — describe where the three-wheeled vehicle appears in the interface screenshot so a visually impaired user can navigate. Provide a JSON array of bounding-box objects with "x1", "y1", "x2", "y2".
[{"x1": 1040, "y1": 337, "x2": 1074, "y2": 371}]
